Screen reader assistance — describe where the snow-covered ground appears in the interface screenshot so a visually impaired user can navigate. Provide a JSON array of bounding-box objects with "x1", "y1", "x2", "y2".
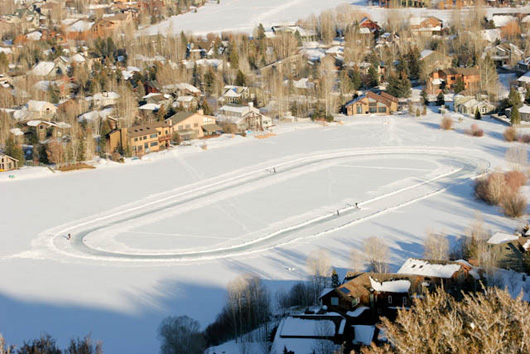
[
  {"x1": 140, "y1": 0, "x2": 530, "y2": 36},
  {"x1": 0, "y1": 112, "x2": 528, "y2": 352}
]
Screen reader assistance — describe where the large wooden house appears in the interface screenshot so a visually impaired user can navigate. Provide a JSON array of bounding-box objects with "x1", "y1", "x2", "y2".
[{"x1": 344, "y1": 91, "x2": 399, "y2": 116}]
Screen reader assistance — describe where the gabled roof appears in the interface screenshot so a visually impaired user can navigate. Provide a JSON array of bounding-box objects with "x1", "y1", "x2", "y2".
[
  {"x1": 166, "y1": 112, "x2": 194, "y2": 125},
  {"x1": 127, "y1": 121, "x2": 169, "y2": 138},
  {"x1": 397, "y1": 258, "x2": 463, "y2": 279}
]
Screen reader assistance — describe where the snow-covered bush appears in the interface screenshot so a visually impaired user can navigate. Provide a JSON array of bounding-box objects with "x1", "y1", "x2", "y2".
[
  {"x1": 440, "y1": 116, "x2": 453, "y2": 130},
  {"x1": 466, "y1": 123, "x2": 483, "y2": 137}
]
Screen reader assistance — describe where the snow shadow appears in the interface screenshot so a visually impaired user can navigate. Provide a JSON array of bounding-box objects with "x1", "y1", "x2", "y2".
[{"x1": 0, "y1": 280, "x2": 227, "y2": 353}]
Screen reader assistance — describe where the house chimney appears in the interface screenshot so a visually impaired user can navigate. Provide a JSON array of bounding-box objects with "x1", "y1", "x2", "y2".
[
  {"x1": 248, "y1": 102, "x2": 254, "y2": 110},
  {"x1": 198, "y1": 109, "x2": 204, "y2": 115}
]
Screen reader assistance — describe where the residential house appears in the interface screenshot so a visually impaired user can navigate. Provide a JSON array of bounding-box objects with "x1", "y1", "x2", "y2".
[
  {"x1": 419, "y1": 50, "x2": 452, "y2": 76},
  {"x1": 26, "y1": 100, "x2": 57, "y2": 120},
  {"x1": 410, "y1": 16, "x2": 443, "y2": 36},
  {"x1": 487, "y1": 232, "x2": 530, "y2": 273},
  {"x1": 359, "y1": 17, "x2": 381, "y2": 34},
  {"x1": 92, "y1": 91, "x2": 120, "y2": 108},
  {"x1": 271, "y1": 24, "x2": 316, "y2": 40},
  {"x1": 397, "y1": 258, "x2": 481, "y2": 292},
  {"x1": 29, "y1": 61, "x2": 64, "y2": 78},
  {"x1": 107, "y1": 121, "x2": 171, "y2": 156},
  {"x1": 454, "y1": 95, "x2": 496, "y2": 116},
  {"x1": 216, "y1": 103, "x2": 272, "y2": 133},
  {"x1": 344, "y1": 91, "x2": 399, "y2": 116},
  {"x1": 25, "y1": 120, "x2": 71, "y2": 143},
  {"x1": 270, "y1": 315, "x2": 348, "y2": 354},
  {"x1": 427, "y1": 68, "x2": 480, "y2": 95},
  {"x1": 165, "y1": 110, "x2": 219, "y2": 140},
  {"x1": 0, "y1": 153, "x2": 18, "y2": 171},
  {"x1": 484, "y1": 43, "x2": 523, "y2": 68},
  {"x1": 519, "y1": 104, "x2": 530, "y2": 122},
  {"x1": 175, "y1": 95, "x2": 198, "y2": 111},
  {"x1": 220, "y1": 85, "x2": 251, "y2": 104}
]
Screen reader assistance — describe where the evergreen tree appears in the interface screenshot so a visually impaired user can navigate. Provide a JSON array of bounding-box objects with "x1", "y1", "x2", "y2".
[
  {"x1": 511, "y1": 104, "x2": 520, "y2": 125},
  {"x1": 350, "y1": 67, "x2": 361, "y2": 91},
  {"x1": 387, "y1": 71, "x2": 411, "y2": 98},
  {"x1": 201, "y1": 100, "x2": 213, "y2": 115},
  {"x1": 508, "y1": 87, "x2": 521, "y2": 107},
  {"x1": 406, "y1": 46, "x2": 422, "y2": 81},
  {"x1": 235, "y1": 70, "x2": 246, "y2": 86},
  {"x1": 436, "y1": 92, "x2": 445, "y2": 106},
  {"x1": 475, "y1": 108, "x2": 482, "y2": 120},
  {"x1": 331, "y1": 269, "x2": 339, "y2": 287},
  {"x1": 4, "y1": 136, "x2": 24, "y2": 168},
  {"x1": 228, "y1": 41, "x2": 239, "y2": 69},
  {"x1": 367, "y1": 65, "x2": 379, "y2": 88},
  {"x1": 525, "y1": 88, "x2": 530, "y2": 103},
  {"x1": 454, "y1": 77, "x2": 465, "y2": 94}
]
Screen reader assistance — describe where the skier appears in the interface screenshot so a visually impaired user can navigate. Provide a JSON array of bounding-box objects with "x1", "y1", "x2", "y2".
[
  {"x1": 355, "y1": 203, "x2": 359, "y2": 209},
  {"x1": 67, "y1": 233, "x2": 71, "y2": 241},
  {"x1": 336, "y1": 210, "x2": 340, "y2": 216},
  {"x1": 273, "y1": 167, "x2": 276, "y2": 173}
]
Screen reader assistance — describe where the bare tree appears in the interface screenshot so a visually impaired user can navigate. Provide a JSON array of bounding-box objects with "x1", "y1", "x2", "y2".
[
  {"x1": 366, "y1": 287, "x2": 530, "y2": 354},
  {"x1": 349, "y1": 248, "x2": 366, "y2": 272},
  {"x1": 307, "y1": 249, "x2": 331, "y2": 303},
  {"x1": 423, "y1": 230, "x2": 449, "y2": 260},
  {"x1": 47, "y1": 140, "x2": 65, "y2": 167},
  {"x1": 505, "y1": 145, "x2": 528, "y2": 169},
  {"x1": 363, "y1": 236, "x2": 389, "y2": 273},
  {"x1": 157, "y1": 316, "x2": 205, "y2": 354}
]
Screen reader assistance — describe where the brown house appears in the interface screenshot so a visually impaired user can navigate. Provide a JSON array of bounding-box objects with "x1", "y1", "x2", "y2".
[
  {"x1": 321, "y1": 258, "x2": 481, "y2": 316},
  {"x1": 344, "y1": 91, "x2": 399, "y2": 116},
  {"x1": 165, "y1": 111, "x2": 220, "y2": 141},
  {"x1": 427, "y1": 67, "x2": 480, "y2": 95},
  {"x1": 107, "y1": 121, "x2": 171, "y2": 156},
  {"x1": 0, "y1": 153, "x2": 18, "y2": 171}
]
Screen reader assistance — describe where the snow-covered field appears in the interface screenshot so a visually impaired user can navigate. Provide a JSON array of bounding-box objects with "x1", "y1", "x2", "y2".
[
  {"x1": 0, "y1": 112, "x2": 527, "y2": 352},
  {"x1": 140, "y1": 0, "x2": 530, "y2": 36}
]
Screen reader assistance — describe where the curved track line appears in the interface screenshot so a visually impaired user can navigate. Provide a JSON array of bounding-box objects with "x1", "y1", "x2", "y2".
[{"x1": 30, "y1": 148, "x2": 490, "y2": 263}]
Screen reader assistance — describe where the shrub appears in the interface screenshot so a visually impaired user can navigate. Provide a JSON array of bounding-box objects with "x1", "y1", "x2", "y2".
[
  {"x1": 504, "y1": 170, "x2": 527, "y2": 193},
  {"x1": 504, "y1": 127, "x2": 517, "y2": 142},
  {"x1": 501, "y1": 193, "x2": 527, "y2": 218},
  {"x1": 440, "y1": 116, "x2": 453, "y2": 130},
  {"x1": 466, "y1": 123, "x2": 484, "y2": 137},
  {"x1": 519, "y1": 134, "x2": 530, "y2": 143},
  {"x1": 475, "y1": 172, "x2": 507, "y2": 205},
  {"x1": 172, "y1": 132, "x2": 182, "y2": 145}
]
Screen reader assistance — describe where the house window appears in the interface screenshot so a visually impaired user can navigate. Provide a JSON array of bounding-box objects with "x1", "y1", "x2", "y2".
[
  {"x1": 186, "y1": 124, "x2": 191, "y2": 129},
  {"x1": 356, "y1": 106, "x2": 362, "y2": 114},
  {"x1": 403, "y1": 297, "x2": 407, "y2": 306},
  {"x1": 144, "y1": 143, "x2": 148, "y2": 149},
  {"x1": 179, "y1": 126, "x2": 184, "y2": 131},
  {"x1": 150, "y1": 134, "x2": 157, "y2": 139},
  {"x1": 134, "y1": 138, "x2": 138, "y2": 142},
  {"x1": 143, "y1": 136, "x2": 147, "y2": 140},
  {"x1": 331, "y1": 297, "x2": 339, "y2": 306},
  {"x1": 388, "y1": 295, "x2": 393, "y2": 304},
  {"x1": 194, "y1": 123, "x2": 199, "y2": 128},
  {"x1": 150, "y1": 142, "x2": 158, "y2": 147},
  {"x1": 369, "y1": 102, "x2": 377, "y2": 107},
  {"x1": 369, "y1": 107, "x2": 377, "y2": 113},
  {"x1": 40, "y1": 125, "x2": 44, "y2": 129},
  {"x1": 378, "y1": 106, "x2": 386, "y2": 113}
]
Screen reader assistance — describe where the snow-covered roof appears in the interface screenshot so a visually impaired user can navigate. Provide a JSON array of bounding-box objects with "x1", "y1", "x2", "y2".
[
  {"x1": 30, "y1": 61, "x2": 56, "y2": 76},
  {"x1": 346, "y1": 306, "x2": 369, "y2": 318},
  {"x1": 93, "y1": 91, "x2": 120, "y2": 100},
  {"x1": 280, "y1": 317, "x2": 334, "y2": 337},
  {"x1": 420, "y1": 49, "x2": 434, "y2": 59},
  {"x1": 491, "y1": 15, "x2": 517, "y2": 28},
  {"x1": 10, "y1": 127, "x2": 23, "y2": 136},
  {"x1": 139, "y1": 103, "x2": 160, "y2": 111},
  {"x1": 352, "y1": 325, "x2": 375, "y2": 346},
  {"x1": 26, "y1": 31, "x2": 42, "y2": 41},
  {"x1": 71, "y1": 53, "x2": 86, "y2": 63},
  {"x1": 481, "y1": 29, "x2": 501, "y2": 42},
  {"x1": 177, "y1": 95, "x2": 195, "y2": 102},
  {"x1": 397, "y1": 258, "x2": 461, "y2": 279},
  {"x1": 487, "y1": 232, "x2": 519, "y2": 245},
  {"x1": 67, "y1": 20, "x2": 94, "y2": 32},
  {"x1": 121, "y1": 66, "x2": 140, "y2": 80},
  {"x1": 519, "y1": 105, "x2": 530, "y2": 114},
  {"x1": 518, "y1": 72, "x2": 530, "y2": 84},
  {"x1": 0, "y1": 47, "x2": 12, "y2": 55},
  {"x1": 78, "y1": 108, "x2": 113, "y2": 122},
  {"x1": 369, "y1": 277, "x2": 410, "y2": 293},
  {"x1": 223, "y1": 89, "x2": 240, "y2": 98},
  {"x1": 28, "y1": 100, "x2": 55, "y2": 112}
]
